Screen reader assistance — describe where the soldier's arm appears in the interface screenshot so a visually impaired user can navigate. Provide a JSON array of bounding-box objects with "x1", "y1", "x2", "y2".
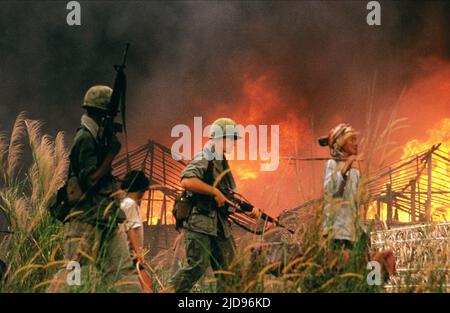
[
  {"x1": 181, "y1": 178, "x2": 232, "y2": 207},
  {"x1": 180, "y1": 154, "x2": 212, "y2": 195},
  {"x1": 87, "y1": 153, "x2": 116, "y2": 187},
  {"x1": 181, "y1": 177, "x2": 216, "y2": 195},
  {"x1": 78, "y1": 134, "x2": 121, "y2": 189},
  {"x1": 181, "y1": 153, "x2": 233, "y2": 207}
]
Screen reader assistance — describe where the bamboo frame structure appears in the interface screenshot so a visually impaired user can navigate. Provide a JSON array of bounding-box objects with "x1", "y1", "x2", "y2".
[
  {"x1": 113, "y1": 140, "x2": 186, "y2": 255},
  {"x1": 285, "y1": 144, "x2": 450, "y2": 226},
  {"x1": 365, "y1": 144, "x2": 449, "y2": 224}
]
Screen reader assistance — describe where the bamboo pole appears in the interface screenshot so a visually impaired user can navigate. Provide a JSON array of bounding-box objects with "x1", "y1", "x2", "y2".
[
  {"x1": 425, "y1": 152, "x2": 432, "y2": 222},
  {"x1": 411, "y1": 179, "x2": 416, "y2": 223}
]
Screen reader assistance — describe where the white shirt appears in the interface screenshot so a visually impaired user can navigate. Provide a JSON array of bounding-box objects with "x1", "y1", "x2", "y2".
[
  {"x1": 121, "y1": 197, "x2": 143, "y2": 232},
  {"x1": 322, "y1": 159, "x2": 361, "y2": 242}
]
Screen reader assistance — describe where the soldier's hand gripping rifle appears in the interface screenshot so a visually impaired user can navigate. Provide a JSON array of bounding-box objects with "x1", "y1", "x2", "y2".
[
  {"x1": 98, "y1": 43, "x2": 131, "y2": 154},
  {"x1": 219, "y1": 187, "x2": 295, "y2": 235}
]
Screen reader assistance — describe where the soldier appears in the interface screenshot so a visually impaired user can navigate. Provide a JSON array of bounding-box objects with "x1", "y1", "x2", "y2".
[
  {"x1": 50, "y1": 85, "x2": 141, "y2": 292},
  {"x1": 171, "y1": 117, "x2": 257, "y2": 293}
]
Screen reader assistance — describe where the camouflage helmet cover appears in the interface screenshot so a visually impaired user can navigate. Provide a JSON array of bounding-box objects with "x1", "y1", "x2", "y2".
[
  {"x1": 82, "y1": 85, "x2": 113, "y2": 111},
  {"x1": 209, "y1": 117, "x2": 242, "y2": 139}
]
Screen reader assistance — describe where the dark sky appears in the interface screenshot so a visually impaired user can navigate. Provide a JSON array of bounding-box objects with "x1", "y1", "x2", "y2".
[
  {"x1": 1, "y1": 0, "x2": 449, "y2": 209},
  {"x1": 0, "y1": 0, "x2": 449, "y2": 152}
]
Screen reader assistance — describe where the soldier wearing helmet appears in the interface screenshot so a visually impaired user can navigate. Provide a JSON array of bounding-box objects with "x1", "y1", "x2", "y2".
[
  {"x1": 50, "y1": 85, "x2": 141, "y2": 292},
  {"x1": 170, "y1": 117, "x2": 244, "y2": 293}
]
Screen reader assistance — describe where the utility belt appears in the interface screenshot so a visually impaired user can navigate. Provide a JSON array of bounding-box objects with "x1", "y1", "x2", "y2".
[
  {"x1": 173, "y1": 191, "x2": 217, "y2": 230},
  {"x1": 172, "y1": 159, "x2": 234, "y2": 231}
]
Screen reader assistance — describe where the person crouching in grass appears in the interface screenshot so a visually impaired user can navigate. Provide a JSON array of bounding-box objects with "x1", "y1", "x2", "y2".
[{"x1": 120, "y1": 170, "x2": 153, "y2": 293}]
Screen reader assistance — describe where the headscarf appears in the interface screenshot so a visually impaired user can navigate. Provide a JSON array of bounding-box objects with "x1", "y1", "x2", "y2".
[{"x1": 318, "y1": 123, "x2": 358, "y2": 159}]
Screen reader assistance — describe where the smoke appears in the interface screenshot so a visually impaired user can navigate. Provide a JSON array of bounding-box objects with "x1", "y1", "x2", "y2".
[{"x1": 0, "y1": 1, "x2": 449, "y2": 209}]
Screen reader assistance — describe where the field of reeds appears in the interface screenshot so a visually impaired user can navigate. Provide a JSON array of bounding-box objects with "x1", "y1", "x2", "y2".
[
  {"x1": 0, "y1": 112, "x2": 448, "y2": 293},
  {"x1": 0, "y1": 112, "x2": 68, "y2": 292}
]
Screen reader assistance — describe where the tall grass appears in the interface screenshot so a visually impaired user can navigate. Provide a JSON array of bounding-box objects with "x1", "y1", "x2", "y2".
[
  {"x1": 0, "y1": 110, "x2": 447, "y2": 293},
  {"x1": 152, "y1": 104, "x2": 448, "y2": 293},
  {"x1": 0, "y1": 112, "x2": 68, "y2": 292}
]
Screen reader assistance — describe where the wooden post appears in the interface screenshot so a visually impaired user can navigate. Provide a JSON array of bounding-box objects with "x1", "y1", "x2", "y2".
[
  {"x1": 162, "y1": 196, "x2": 168, "y2": 248},
  {"x1": 425, "y1": 153, "x2": 432, "y2": 222},
  {"x1": 410, "y1": 179, "x2": 416, "y2": 223},
  {"x1": 376, "y1": 200, "x2": 381, "y2": 221},
  {"x1": 363, "y1": 203, "x2": 368, "y2": 223},
  {"x1": 146, "y1": 141, "x2": 155, "y2": 223},
  {"x1": 162, "y1": 149, "x2": 168, "y2": 248},
  {"x1": 386, "y1": 184, "x2": 393, "y2": 225}
]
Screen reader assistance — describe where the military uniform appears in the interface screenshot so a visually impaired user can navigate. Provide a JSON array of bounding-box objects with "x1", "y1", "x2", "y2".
[
  {"x1": 50, "y1": 86, "x2": 140, "y2": 292},
  {"x1": 68, "y1": 125, "x2": 121, "y2": 224},
  {"x1": 172, "y1": 142, "x2": 237, "y2": 293}
]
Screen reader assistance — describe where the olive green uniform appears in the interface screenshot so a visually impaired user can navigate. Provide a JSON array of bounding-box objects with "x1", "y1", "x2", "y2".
[
  {"x1": 172, "y1": 142, "x2": 237, "y2": 292},
  {"x1": 53, "y1": 125, "x2": 140, "y2": 292}
]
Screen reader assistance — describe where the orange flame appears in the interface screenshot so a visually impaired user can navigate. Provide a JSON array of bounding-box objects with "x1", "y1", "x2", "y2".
[
  {"x1": 399, "y1": 118, "x2": 450, "y2": 221},
  {"x1": 367, "y1": 119, "x2": 450, "y2": 223}
]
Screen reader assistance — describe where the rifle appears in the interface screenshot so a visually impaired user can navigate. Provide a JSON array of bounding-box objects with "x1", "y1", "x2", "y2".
[
  {"x1": 282, "y1": 156, "x2": 364, "y2": 162},
  {"x1": 219, "y1": 187, "x2": 295, "y2": 235},
  {"x1": 98, "y1": 43, "x2": 131, "y2": 164}
]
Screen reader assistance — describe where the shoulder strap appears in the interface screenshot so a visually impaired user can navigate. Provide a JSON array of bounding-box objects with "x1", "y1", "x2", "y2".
[
  {"x1": 204, "y1": 158, "x2": 234, "y2": 188},
  {"x1": 221, "y1": 158, "x2": 233, "y2": 188},
  {"x1": 67, "y1": 126, "x2": 90, "y2": 179},
  {"x1": 204, "y1": 159, "x2": 215, "y2": 185}
]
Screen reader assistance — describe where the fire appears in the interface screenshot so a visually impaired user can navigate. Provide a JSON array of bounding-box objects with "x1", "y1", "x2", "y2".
[
  {"x1": 366, "y1": 59, "x2": 450, "y2": 224},
  {"x1": 140, "y1": 190, "x2": 175, "y2": 225},
  {"x1": 218, "y1": 73, "x2": 312, "y2": 212},
  {"x1": 232, "y1": 164, "x2": 258, "y2": 181},
  {"x1": 367, "y1": 119, "x2": 450, "y2": 223},
  {"x1": 400, "y1": 118, "x2": 450, "y2": 221}
]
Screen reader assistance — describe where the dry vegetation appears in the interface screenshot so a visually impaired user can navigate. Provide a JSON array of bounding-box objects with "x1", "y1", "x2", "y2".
[{"x1": 0, "y1": 111, "x2": 448, "y2": 292}]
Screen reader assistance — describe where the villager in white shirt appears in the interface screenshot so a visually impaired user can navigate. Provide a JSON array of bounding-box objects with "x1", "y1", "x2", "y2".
[
  {"x1": 319, "y1": 123, "x2": 362, "y2": 250},
  {"x1": 120, "y1": 170, "x2": 152, "y2": 292}
]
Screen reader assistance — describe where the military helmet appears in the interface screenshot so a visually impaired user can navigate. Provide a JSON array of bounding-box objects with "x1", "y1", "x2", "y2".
[
  {"x1": 82, "y1": 85, "x2": 113, "y2": 111},
  {"x1": 209, "y1": 117, "x2": 242, "y2": 139}
]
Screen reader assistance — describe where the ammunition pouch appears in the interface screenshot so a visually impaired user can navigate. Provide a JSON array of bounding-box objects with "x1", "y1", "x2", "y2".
[
  {"x1": 66, "y1": 176, "x2": 86, "y2": 205},
  {"x1": 173, "y1": 191, "x2": 194, "y2": 230},
  {"x1": 49, "y1": 175, "x2": 87, "y2": 223},
  {"x1": 48, "y1": 184, "x2": 70, "y2": 222}
]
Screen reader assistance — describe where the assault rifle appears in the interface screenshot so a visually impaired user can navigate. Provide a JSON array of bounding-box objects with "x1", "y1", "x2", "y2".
[
  {"x1": 98, "y1": 43, "x2": 130, "y2": 149},
  {"x1": 219, "y1": 187, "x2": 295, "y2": 235}
]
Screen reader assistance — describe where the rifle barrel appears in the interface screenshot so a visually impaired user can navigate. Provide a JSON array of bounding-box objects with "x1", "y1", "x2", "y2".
[
  {"x1": 282, "y1": 156, "x2": 363, "y2": 161},
  {"x1": 120, "y1": 43, "x2": 130, "y2": 68},
  {"x1": 220, "y1": 188, "x2": 295, "y2": 234}
]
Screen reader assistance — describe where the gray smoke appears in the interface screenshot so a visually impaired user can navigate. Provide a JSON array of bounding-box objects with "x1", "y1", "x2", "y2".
[{"x1": 0, "y1": 0, "x2": 449, "y2": 149}]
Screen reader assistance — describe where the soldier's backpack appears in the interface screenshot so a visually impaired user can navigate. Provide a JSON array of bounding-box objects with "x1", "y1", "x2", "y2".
[
  {"x1": 48, "y1": 175, "x2": 86, "y2": 222},
  {"x1": 48, "y1": 144, "x2": 86, "y2": 222}
]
